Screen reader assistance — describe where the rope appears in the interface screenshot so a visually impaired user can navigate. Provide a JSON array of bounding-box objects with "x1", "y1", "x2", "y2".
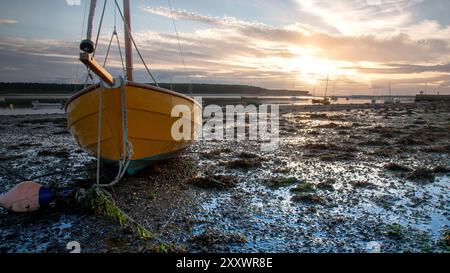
[
  {"x1": 96, "y1": 84, "x2": 104, "y2": 185},
  {"x1": 94, "y1": 77, "x2": 133, "y2": 188},
  {"x1": 81, "y1": 0, "x2": 89, "y2": 41},
  {"x1": 102, "y1": 7, "x2": 126, "y2": 77},
  {"x1": 113, "y1": 0, "x2": 159, "y2": 86},
  {"x1": 84, "y1": 0, "x2": 107, "y2": 87},
  {"x1": 93, "y1": 0, "x2": 108, "y2": 58},
  {"x1": 167, "y1": 0, "x2": 192, "y2": 93},
  {"x1": 115, "y1": 30, "x2": 127, "y2": 76},
  {"x1": 72, "y1": 0, "x2": 89, "y2": 92},
  {"x1": 103, "y1": 31, "x2": 115, "y2": 67}
]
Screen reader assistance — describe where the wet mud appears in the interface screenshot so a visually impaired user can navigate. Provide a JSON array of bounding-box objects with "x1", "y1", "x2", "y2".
[{"x1": 0, "y1": 102, "x2": 449, "y2": 253}]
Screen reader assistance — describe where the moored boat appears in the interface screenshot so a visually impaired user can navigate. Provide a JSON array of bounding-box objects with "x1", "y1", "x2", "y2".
[
  {"x1": 312, "y1": 98, "x2": 331, "y2": 105},
  {"x1": 312, "y1": 75, "x2": 331, "y2": 105},
  {"x1": 32, "y1": 101, "x2": 63, "y2": 110},
  {"x1": 66, "y1": 0, "x2": 202, "y2": 175}
]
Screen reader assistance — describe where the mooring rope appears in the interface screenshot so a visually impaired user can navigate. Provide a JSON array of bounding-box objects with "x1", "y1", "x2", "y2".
[
  {"x1": 94, "y1": 77, "x2": 133, "y2": 188},
  {"x1": 95, "y1": 84, "x2": 104, "y2": 185}
]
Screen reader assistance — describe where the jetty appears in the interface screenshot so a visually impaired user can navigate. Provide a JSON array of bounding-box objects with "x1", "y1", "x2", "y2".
[{"x1": 415, "y1": 95, "x2": 450, "y2": 102}]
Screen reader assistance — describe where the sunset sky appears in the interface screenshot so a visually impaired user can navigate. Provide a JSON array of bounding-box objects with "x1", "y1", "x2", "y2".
[{"x1": 0, "y1": 0, "x2": 449, "y2": 95}]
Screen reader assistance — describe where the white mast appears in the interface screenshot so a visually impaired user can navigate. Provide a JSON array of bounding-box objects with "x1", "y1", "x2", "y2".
[{"x1": 123, "y1": 0, "x2": 133, "y2": 81}]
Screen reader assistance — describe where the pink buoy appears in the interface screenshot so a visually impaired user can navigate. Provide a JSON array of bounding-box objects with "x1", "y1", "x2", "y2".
[{"x1": 0, "y1": 181, "x2": 54, "y2": 213}]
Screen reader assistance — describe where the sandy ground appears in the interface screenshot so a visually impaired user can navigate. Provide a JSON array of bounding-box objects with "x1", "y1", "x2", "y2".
[{"x1": 0, "y1": 102, "x2": 449, "y2": 253}]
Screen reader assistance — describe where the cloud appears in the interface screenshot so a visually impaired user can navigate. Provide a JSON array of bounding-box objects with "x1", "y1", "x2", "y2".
[
  {"x1": 142, "y1": 6, "x2": 450, "y2": 64},
  {"x1": 0, "y1": 19, "x2": 18, "y2": 25},
  {"x1": 1, "y1": 3, "x2": 449, "y2": 94},
  {"x1": 142, "y1": 6, "x2": 266, "y2": 29},
  {"x1": 66, "y1": 0, "x2": 81, "y2": 6},
  {"x1": 350, "y1": 63, "x2": 450, "y2": 74},
  {"x1": 294, "y1": 0, "x2": 424, "y2": 35}
]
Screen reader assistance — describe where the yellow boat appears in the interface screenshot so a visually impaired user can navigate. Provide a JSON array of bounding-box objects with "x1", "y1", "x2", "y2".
[
  {"x1": 66, "y1": 0, "x2": 201, "y2": 175},
  {"x1": 66, "y1": 82, "x2": 201, "y2": 175}
]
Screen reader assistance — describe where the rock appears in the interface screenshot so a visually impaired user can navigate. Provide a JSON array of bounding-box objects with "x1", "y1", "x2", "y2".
[
  {"x1": 291, "y1": 193, "x2": 325, "y2": 205},
  {"x1": 237, "y1": 152, "x2": 259, "y2": 159},
  {"x1": 433, "y1": 166, "x2": 450, "y2": 174},
  {"x1": 227, "y1": 159, "x2": 262, "y2": 169},
  {"x1": 317, "y1": 179, "x2": 336, "y2": 191},
  {"x1": 406, "y1": 167, "x2": 435, "y2": 183},
  {"x1": 384, "y1": 163, "x2": 411, "y2": 172},
  {"x1": 350, "y1": 180, "x2": 376, "y2": 189},
  {"x1": 423, "y1": 145, "x2": 450, "y2": 153}
]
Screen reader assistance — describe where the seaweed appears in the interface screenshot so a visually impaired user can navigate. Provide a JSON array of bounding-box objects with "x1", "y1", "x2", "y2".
[
  {"x1": 265, "y1": 177, "x2": 298, "y2": 188},
  {"x1": 76, "y1": 187, "x2": 154, "y2": 240},
  {"x1": 385, "y1": 224, "x2": 404, "y2": 240},
  {"x1": 290, "y1": 182, "x2": 316, "y2": 193}
]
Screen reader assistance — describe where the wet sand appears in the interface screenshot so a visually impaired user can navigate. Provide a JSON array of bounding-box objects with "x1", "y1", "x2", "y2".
[{"x1": 0, "y1": 102, "x2": 449, "y2": 253}]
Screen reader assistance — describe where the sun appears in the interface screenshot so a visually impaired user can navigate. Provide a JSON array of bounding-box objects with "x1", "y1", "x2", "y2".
[{"x1": 285, "y1": 53, "x2": 359, "y2": 86}]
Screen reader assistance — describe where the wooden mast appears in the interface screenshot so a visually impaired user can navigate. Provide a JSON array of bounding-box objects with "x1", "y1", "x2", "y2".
[
  {"x1": 79, "y1": 0, "x2": 115, "y2": 86},
  {"x1": 123, "y1": 0, "x2": 133, "y2": 81},
  {"x1": 86, "y1": 0, "x2": 97, "y2": 41}
]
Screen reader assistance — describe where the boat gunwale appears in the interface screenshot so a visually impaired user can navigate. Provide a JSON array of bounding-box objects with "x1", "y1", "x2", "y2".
[{"x1": 64, "y1": 81, "x2": 202, "y2": 112}]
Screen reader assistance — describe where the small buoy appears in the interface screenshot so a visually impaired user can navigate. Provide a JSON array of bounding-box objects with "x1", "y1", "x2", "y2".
[{"x1": 0, "y1": 181, "x2": 54, "y2": 213}]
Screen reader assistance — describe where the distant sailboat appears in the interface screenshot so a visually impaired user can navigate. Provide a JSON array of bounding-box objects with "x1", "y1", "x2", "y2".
[
  {"x1": 384, "y1": 81, "x2": 394, "y2": 104},
  {"x1": 330, "y1": 84, "x2": 338, "y2": 101},
  {"x1": 65, "y1": 0, "x2": 202, "y2": 175},
  {"x1": 312, "y1": 75, "x2": 331, "y2": 105}
]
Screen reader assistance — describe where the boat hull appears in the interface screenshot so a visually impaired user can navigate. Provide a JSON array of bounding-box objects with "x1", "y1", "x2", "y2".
[{"x1": 65, "y1": 82, "x2": 202, "y2": 174}]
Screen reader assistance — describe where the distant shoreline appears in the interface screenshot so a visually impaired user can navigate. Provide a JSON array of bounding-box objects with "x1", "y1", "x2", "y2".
[{"x1": 0, "y1": 82, "x2": 310, "y2": 97}]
